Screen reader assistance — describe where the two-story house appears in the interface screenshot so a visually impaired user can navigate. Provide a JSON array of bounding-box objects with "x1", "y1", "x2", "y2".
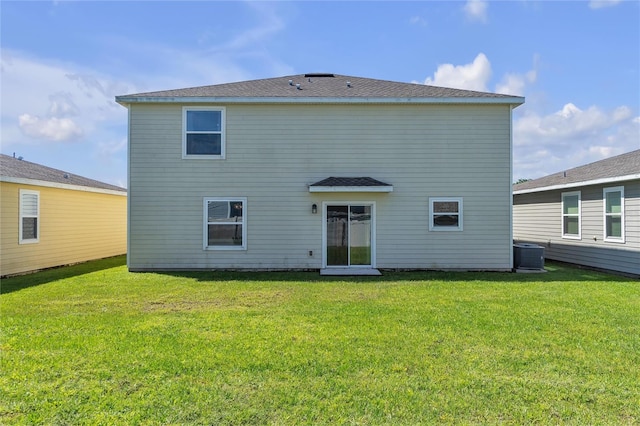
[{"x1": 116, "y1": 73, "x2": 524, "y2": 274}]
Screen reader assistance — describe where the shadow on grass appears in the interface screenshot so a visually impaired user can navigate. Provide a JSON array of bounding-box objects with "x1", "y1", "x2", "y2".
[
  {"x1": 1, "y1": 256, "x2": 633, "y2": 295},
  {"x1": 154, "y1": 261, "x2": 634, "y2": 284},
  {"x1": 0, "y1": 255, "x2": 127, "y2": 295}
]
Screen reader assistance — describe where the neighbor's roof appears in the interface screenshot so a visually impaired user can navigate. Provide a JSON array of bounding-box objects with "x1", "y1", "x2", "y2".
[
  {"x1": 116, "y1": 73, "x2": 524, "y2": 106},
  {"x1": 0, "y1": 154, "x2": 126, "y2": 194},
  {"x1": 513, "y1": 149, "x2": 640, "y2": 194}
]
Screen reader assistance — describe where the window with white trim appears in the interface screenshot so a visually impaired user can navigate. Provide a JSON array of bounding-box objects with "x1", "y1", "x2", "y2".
[
  {"x1": 183, "y1": 107, "x2": 225, "y2": 159},
  {"x1": 603, "y1": 186, "x2": 624, "y2": 242},
  {"x1": 429, "y1": 197, "x2": 463, "y2": 231},
  {"x1": 203, "y1": 198, "x2": 246, "y2": 250},
  {"x1": 19, "y1": 189, "x2": 39, "y2": 244},
  {"x1": 562, "y1": 191, "x2": 581, "y2": 239}
]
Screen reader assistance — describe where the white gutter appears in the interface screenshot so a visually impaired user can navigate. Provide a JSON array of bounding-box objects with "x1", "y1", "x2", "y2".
[
  {"x1": 0, "y1": 176, "x2": 127, "y2": 196},
  {"x1": 513, "y1": 174, "x2": 640, "y2": 195}
]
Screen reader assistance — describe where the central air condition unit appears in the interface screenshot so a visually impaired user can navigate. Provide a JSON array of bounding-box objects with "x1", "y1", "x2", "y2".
[{"x1": 513, "y1": 243, "x2": 545, "y2": 270}]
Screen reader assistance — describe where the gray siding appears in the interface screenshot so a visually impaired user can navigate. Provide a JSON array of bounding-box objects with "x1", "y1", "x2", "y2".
[
  {"x1": 128, "y1": 103, "x2": 514, "y2": 271},
  {"x1": 513, "y1": 181, "x2": 640, "y2": 276}
]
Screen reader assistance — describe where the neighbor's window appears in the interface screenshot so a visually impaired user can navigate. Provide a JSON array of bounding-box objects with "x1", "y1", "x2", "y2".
[
  {"x1": 429, "y1": 197, "x2": 463, "y2": 231},
  {"x1": 183, "y1": 107, "x2": 225, "y2": 159},
  {"x1": 562, "y1": 191, "x2": 581, "y2": 239},
  {"x1": 19, "y1": 189, "x2": 39, "y2": 244},
  {"x1": 203, "y1": 197, "x2": 246, "y2": 250},
  {"x1": 603, "y1": 186, "x2": 624, "y2": 242}
]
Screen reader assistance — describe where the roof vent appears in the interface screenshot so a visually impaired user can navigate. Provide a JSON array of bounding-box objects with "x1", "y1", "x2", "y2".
[
  {"x1": 347, "y1": 81, "x2": 351, "y2": 87},
  {"x1": 304, "y1": 73, "x2": 334, "y2": 78},
  {"x1": 296, "y1": 83, "x2": 301, "y2": 90},
  {"x1": 63, "y1": 173, "x2": 69, "y2": 179},
  {"x1": 288, "y1": 80, "x2": 293, "y2": 86}
]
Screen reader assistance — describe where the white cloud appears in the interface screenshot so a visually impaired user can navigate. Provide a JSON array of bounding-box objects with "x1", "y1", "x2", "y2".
[
  {"x1": 409, "y1": 15, "x2": 427, "y2": 27},
  {"x1": 97, "y1": 137, "x2": 127, "y2": 157},
  {"x1": 513, "y1": 103, "x2": 639, "y2": 179},
  {"x1": 588, "y1": 0, "x2": 622, "y2": 9},
  {"x1": 18, "y1": 114, "x2": 83, "y2": 141},
  {"x1": 463, "y1": 0, "x2": 488, "y2": 23},
  {"x1": 515, "y1": 103, "x2": 632, "y2": 143},
  {"x1": 495, "y1": 70, "x2": 537, "y2": 96},
  {"x1": 1, "y1": 49, "x2": 131, "y2": 145},
  {"x1": 221, "y1": 2, "x2": 285, "y2": 51},
  {"x1": 48, "y1": 92, "x2": 79, "y2": 117},
  {"x1": 423, "y1": 53, "x2": 492, "y2": 92}
]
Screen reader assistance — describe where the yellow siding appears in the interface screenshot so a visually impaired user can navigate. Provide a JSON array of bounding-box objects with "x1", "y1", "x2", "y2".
[{"x1": 0, "y1": 182, "x2": 127, "y2": 276}]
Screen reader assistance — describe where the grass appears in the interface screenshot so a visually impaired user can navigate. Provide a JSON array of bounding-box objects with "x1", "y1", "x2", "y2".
[{"x1": 1, "y1": 256, "x2": 639, "y2": 425}]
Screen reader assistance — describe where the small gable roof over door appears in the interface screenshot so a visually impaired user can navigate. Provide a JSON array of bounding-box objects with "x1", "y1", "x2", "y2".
[{"x1": 309, "y1": 177, "x2": 393, "y2": 192}]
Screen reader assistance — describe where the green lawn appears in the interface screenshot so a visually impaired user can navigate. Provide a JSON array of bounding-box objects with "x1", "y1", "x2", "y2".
[{"x1": 1, "y1": 256, "x2": 638, "y2": 425}]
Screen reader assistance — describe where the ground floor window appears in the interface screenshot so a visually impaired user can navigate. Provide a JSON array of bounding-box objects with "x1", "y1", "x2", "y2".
[
  {"x1": 203, "y1": 197, "x2": 246, "y2": 250},
  {"x1": 19, "y1": 189, "x2": 39, "y2": 244},
  {"x1": 603, "y1": 186, "x2": 624, "y2": 242},
  {"x1": 562, "y1": 191, "x2": 581, "y2": 239},
  {"x1": 429, "y1": 197, "x2": 463, "y2": 231}
]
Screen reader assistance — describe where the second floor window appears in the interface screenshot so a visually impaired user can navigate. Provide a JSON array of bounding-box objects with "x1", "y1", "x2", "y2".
[{"x1": 183, "y1": 107, "x2": 225, "y2": 159}]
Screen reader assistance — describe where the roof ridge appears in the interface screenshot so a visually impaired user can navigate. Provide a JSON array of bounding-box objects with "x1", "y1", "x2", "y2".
[{"x1": 116, "y1": 73, "x2": 525, "y2": 101}]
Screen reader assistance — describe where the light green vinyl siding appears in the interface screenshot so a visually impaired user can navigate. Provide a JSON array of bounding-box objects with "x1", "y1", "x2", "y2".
[{"x1": 128, "y1": 103, "x2": 514, "y2": 271}]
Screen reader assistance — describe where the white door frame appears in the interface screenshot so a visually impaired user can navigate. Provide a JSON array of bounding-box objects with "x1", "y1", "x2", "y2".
[{"x1": 322, "y1": 201, "x2": 376, "y2": 269}]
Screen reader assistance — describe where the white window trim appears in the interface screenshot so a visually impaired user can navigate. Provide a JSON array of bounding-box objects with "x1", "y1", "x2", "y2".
[
  {"x1": 19, "y1": 189, "x2": 40, "y2": 244},
  {"x1": 182, "y1": 106, "x2": 226, "y2": 159},
  {"x1": 203, "y1": 197, "x2": 246, "y2": 250},
  {"x1": 561, "y1": 191, "x2": 581, "y2": 240},
  {"x1": 603, "y1": 186, "x2": 625, "y2": 243},
  {"x1": 429, "y1": 197, "x2": 463, "y2": 231}
]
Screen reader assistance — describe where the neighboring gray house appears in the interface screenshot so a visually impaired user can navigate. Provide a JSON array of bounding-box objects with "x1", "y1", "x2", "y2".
[
  {"x1": 116, "y1": 73, "x2": 524, "y2": 273},
  {"x1": 513, "y1": 150, "x2": 640, "y2": 277}
]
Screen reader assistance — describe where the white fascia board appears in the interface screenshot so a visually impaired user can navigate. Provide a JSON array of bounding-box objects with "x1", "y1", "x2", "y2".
[
  {"x1": 116, "y1": 96, "x2": 524, "y2": 106},
  {"x1": 0, "y1": 176, "x2": 127, "y2": 196},
  {"x1": 309, "y1": 186, "x2": 393, "y2": 193},
  {"x1": 513, "y1": 174, "x2": 640, "y2": 195}
]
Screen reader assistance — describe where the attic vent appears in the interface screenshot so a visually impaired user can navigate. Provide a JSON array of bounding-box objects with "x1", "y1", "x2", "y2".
[{"x1": 304, "y1": 73, "x2": 335, "y2": 78}]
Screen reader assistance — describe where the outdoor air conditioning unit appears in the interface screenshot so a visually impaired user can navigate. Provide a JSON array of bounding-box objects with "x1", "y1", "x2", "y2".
[{"x1": 513, "y1": 243, "x2": 545, "y2": 270}]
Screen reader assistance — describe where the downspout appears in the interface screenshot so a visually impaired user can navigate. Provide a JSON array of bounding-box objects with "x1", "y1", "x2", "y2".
[
  {"x1": 126, "y1": 104, "x2": 131, "y2": 271},
  {"x1": 509, "y1": 104, "x2": 514, "y2": 271}
]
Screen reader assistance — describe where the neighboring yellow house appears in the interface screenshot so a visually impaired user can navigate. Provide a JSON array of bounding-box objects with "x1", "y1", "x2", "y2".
[{"x1": 0, "y1": 154, "x2": 127, "y2": 277}]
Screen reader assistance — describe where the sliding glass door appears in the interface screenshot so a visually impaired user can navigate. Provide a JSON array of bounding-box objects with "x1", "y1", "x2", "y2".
[{"x1": 325, "y1": 204, "x2": 372, "y2": 267}]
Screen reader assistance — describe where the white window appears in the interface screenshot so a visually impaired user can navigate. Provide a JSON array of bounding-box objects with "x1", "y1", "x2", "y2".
[
  {"x1": 183, "y1": 107, "x2": 225, "y2": 159},
  {"x1": 562, "y1": 191, "x2": 581, "y2": 239},
  {"x1": 603, "y1": 186, "x2": 625, "y2": 242},
  {"x1": 429, "y1": 197, "x2": 463, "y2": 231},
  {"x1": 203, "y1": 197, "x2": 246, "y2": 250},
  {"x1": 19, "y1": 189, "x2": 39, "y2": 244}
]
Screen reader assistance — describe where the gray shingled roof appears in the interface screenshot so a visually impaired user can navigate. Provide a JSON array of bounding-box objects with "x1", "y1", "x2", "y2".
[
  {"x1": 310, "y1": 177, "x2": 392, "y2": 187},
  {"x1": 513, "y1": 149, "x2": 640, "y2": 193},
  {"x1": 0, "y1": 154, "x2": 126, "y2": 192},
  {"x1": 116, "y1": 73, "x2": 524, "y2": 104}
]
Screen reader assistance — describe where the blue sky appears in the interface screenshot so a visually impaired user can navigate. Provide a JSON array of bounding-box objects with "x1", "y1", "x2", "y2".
[{"x1": 1, "y1": 0, "x2": 638, "y2": 187}]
